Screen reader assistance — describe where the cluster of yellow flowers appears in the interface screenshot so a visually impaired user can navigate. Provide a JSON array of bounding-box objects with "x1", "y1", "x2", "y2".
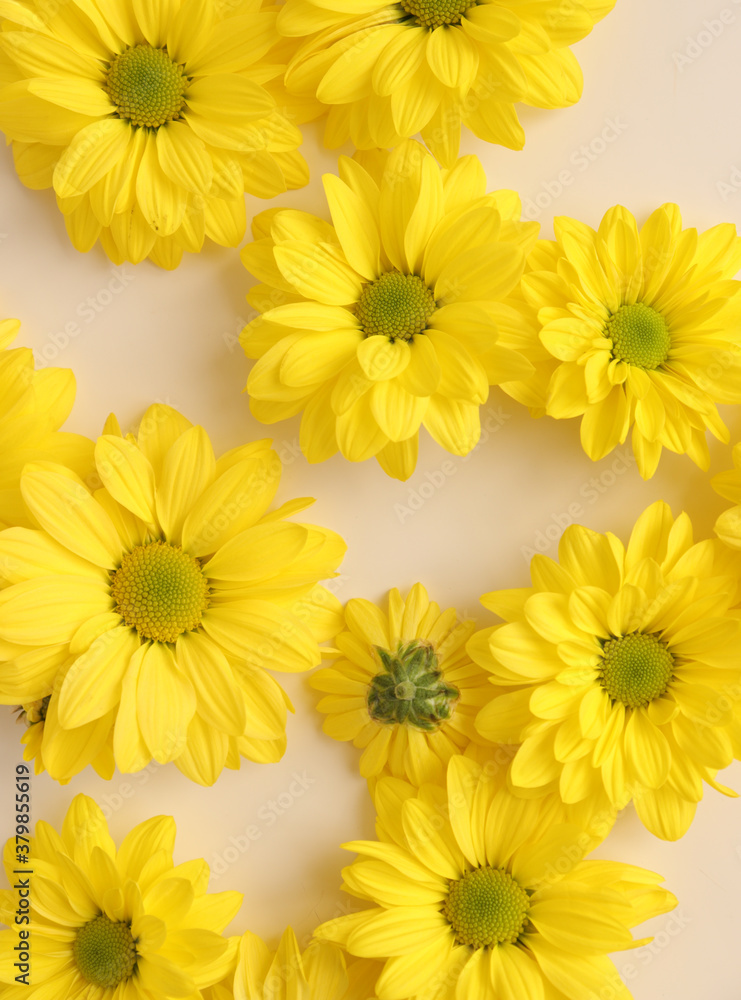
[
  {"x1": 0, "y1": 362, "x2": 739, "y2": 999},
  {"x1": 1, "y1": 0, "x2": 740, "y2": 479},
  {"x1": 0, "y1": 2, "x2": 740, "y2": 999}
]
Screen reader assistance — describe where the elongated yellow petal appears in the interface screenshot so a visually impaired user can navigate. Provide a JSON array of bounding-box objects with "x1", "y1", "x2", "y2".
[
  {"x1": 95, "y1": 435, "x2": 157, "y2": 524},
  {"x1": 58, "y1": 625, "x2": 140, "y2": 727},
  {"x1": 136, "y1": 642, "x2": 196, "y2": 763},
  {"x1": 21, "y1": 465, "x2": 122, "y2": 568}
]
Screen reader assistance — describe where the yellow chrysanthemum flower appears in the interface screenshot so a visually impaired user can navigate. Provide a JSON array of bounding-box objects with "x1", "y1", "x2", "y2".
[
  {"x1": 520, "y1": 204, "x2": 741, "y2": 478},
  {"x1": 277, "y1": 0, "x2": 615, "y2": 165},
  {"x1": 311, "y1": 584, "x2": 494, "y2": 784},
  {"x1": 0, "y1": 793, "x2": 241, "y2": 998},
  {"x1": 472, "y1": 500, "x2": 741, "y2": 841},
  {"x1": 240, "y1": 140, "x2": 539, "y2": 480},
  {"x1": 316, "y1": 756, "x2": 676, "y2": 1000},
  {"x1": 0, "y1": 319, "x2": 93, "y2": 530},
  {"x1": 231, "y1": 927, "x2": 379, "y2": 1000},
  {"x1": 0, "y1": 0, "x2": 309, "y2": 269},
  {"x1": 0, "y1": 403, "x2": 345, "y2": 785}
]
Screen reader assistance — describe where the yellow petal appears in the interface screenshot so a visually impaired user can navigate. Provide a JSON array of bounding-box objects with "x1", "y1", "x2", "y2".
[
  {"x1": 201, "y1": 600, "x2": 320, "y2": 672},
  {"x1": 136, "y1": 643, "x2": 196, "y2": 763},
  {"x1": 27, "y1": 76, "x2": 112, "y2": 116},
  {"x1": 402, "y1": 798, "x2": 466, "y2": 880},
  {"x1": 346, "y1": 906, "x2": 449, "y2": 957},
  {"x1": 58, "y1": 625, "x2": 139, "y2": 727},
  {"x1": 375, "y1": 934, "x2": 456, "y2": 997},
  {"x1": 21, "y1": 465, "x2": 122, "y2": 568},
  {"x1": 95, "y1": 435, "x2": 156, "y2": 523},
  {"x1": 281, "y1": 329, "x2": 361, "y2": 387},
  {"x1": 376, "y1": 436, "x2": 418, "y2": 480},
  {"x1": 136, "y1": 130, "x2": 187, "y2": 238},
  {"x1": 323, "y1": 173, "x2": 380, "y2": 281},
  {"x1": 423, "y1": 396, "x2": 480, "y2": 455},
  {"x1": 369, "y1": 380, "x2": 427, "y2": 442},
  {"x1": 156, "y1": 425, "x2": 215, "y2": 543},
  {"x1": 204, "y1": 521, "x2": 308, "y2": 582},
  {"x1": 0, "y1": 576, "x2": 110, "y2": 645},
  {"x1": 156, "y1": 120, "x2": 213, "y2": 195},
  {"x1": 175, "y1": 632, "x2": 246, "y2": 736},
  {"x1": 490, "y1": 944, "x2": 544, "y2": 1000},
  {"x1": 0, "y1": 527, "x2": 104, "y2": 584},
  {"x1": 426, "y1": 23, "x2": 479, "y2": 90},
  {"x1": 53, "y1": 118, "x2": 130, "y2": 198},
  {"x1": 526, "y1": 937, "x2": 631, "y2": 1000},
  {"x1": 274, "y1": 241, "x2": 364, "y2": 305},
  {"x1": 173, "y1": 711, "x2": 228, "y2": 786},
  {"x1": 336, "y1": 394, "x2": 388, "y2": 462},
  {"x1": 528, "y1": 894, "x2": 633, "y2": 954}
]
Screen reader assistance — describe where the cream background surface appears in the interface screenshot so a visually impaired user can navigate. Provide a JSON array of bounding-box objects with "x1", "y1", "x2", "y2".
[{"x1": 1, "y1": 0, "x2": 741, "y2": 995}]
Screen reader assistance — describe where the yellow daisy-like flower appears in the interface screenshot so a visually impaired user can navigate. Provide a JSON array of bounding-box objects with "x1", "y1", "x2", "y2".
[
  {"x1": 0, "y1": 319, "x2": 93, "y2": 530},
  {"x1": 277, "y1": 0, "x2": 615, "y2": 165},
  {"x1": 0, "y1": 793, "x2": 241, "y2": 998},
  {"x1": 311, "y1": 583, "x2": 494, "y2": 785},
  {"x1": 316, "y1": 756, "x2": 676, "y2": 1000},
  {"x1": 0, "y1": 0, "x2": 308, "y2": 269},
  {"x1": 0, "y1": 403, "x2": 345, "y2": 785},
  {"x1": 473, "y1": 500, "x2": 741, "y2": 841},
  {"x1": 231, "y1": 926, "x2": 379, "y2": 1000},
  {"x1": 520, "y1": 204, "x2": 741, "y2": 478},
  {"x1": 240, "y1": 140, "x2": 538, "y2": 480}
]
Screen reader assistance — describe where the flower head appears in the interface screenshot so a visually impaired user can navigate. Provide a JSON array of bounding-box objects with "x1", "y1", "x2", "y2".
[
  {"x1": 0, "y1": 794, "x2": 242, "y2": 998},
  {"x1": 0, "y1": 0, "x2": 308, "y2": 268},
  {"x1": 311, "y1": 583, "x2": 493, "y2": 784},
  {"x1": 278, "y1": 0, "x2": 615, "y2": 164},
  {"x1": 520, "y1": 204, "x2": 741, "y2": 478},
  {"x1": 473, "y1": 500, "x2": 741, "y2": 840},
  {"x1": 240, "y1": 140, "x2": 538, "y2": 480},
  {"x1": 0, "y1": 319, "x2": 93, "y2": 529},
  {"x1": 316, "y1": 756, "x2": 676, "y2": 1000},
  {"x1": 0, "y1": 403, "x2": 345, "y2": 785}
]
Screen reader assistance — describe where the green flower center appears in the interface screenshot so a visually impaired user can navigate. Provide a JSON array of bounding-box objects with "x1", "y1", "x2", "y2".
[
  {"x1": 105, "y1": 45, "x2": 187, "y2": 129},
  {"x1": 111, "y1": 540, "x2": 210, "y2": 643},
  {"x1": 599, "y1": 632, "x2": 674, "y2": 708},
  {"x1": 444, "y1": 867, "x2": 530, "y2": 948},
  {"x1": 73, "y1": 915, "x2": 137, "y2": 988},
  {"x1": 399, "y1": 0, "x2": 477, "y2": 28},
  {"x1": 606, "y1": 303, "x2": 671, "y2": 369},
  {"x1": 356, "y1": 272, "x2": 436, "y2": 342},
  {"x1": 367, "y1": 640, "x2": 459, "y2": 731}
]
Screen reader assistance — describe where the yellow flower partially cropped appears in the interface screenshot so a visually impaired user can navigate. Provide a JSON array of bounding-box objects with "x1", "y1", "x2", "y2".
[
  {"x1": 521, "y1": 204, "x2": 741, "y2": 478},
  {"x1": 11, "y1": 695, "x2": 114, "y2": 783},
  {"x1": 713, "y1": 440, "x2": 741, "y2": 549},
  {"x1": 0, "y1": 793, "x2": 241, "y2": 998},
  {"x1": 0, "y1": 319, "x2": 93, "y2": 529},
  {"x1": 311, "y1": 584, "x2": 493, "y2": 784},
  {"x1": 473, "y1": 501, "x2": 741, "y2": 841},
  {"x1": 0, "y1": 0, "x2": 308, "y2": 269},
  {"x1": 233, "y1": 926, "x2": 379, "y2": 1000},
  {"x1": 0, "y1": 403, "x2": 345, "y2": 785},
  {"x1": 316, "y1": 756, "x2": 676, "y2": 1000},
  {"x1": 278, "y1": 0, "x2": 615, "y2": 165},
  {"x1": 240, "y1": 140, "x2": 538, "y2": 480}
]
